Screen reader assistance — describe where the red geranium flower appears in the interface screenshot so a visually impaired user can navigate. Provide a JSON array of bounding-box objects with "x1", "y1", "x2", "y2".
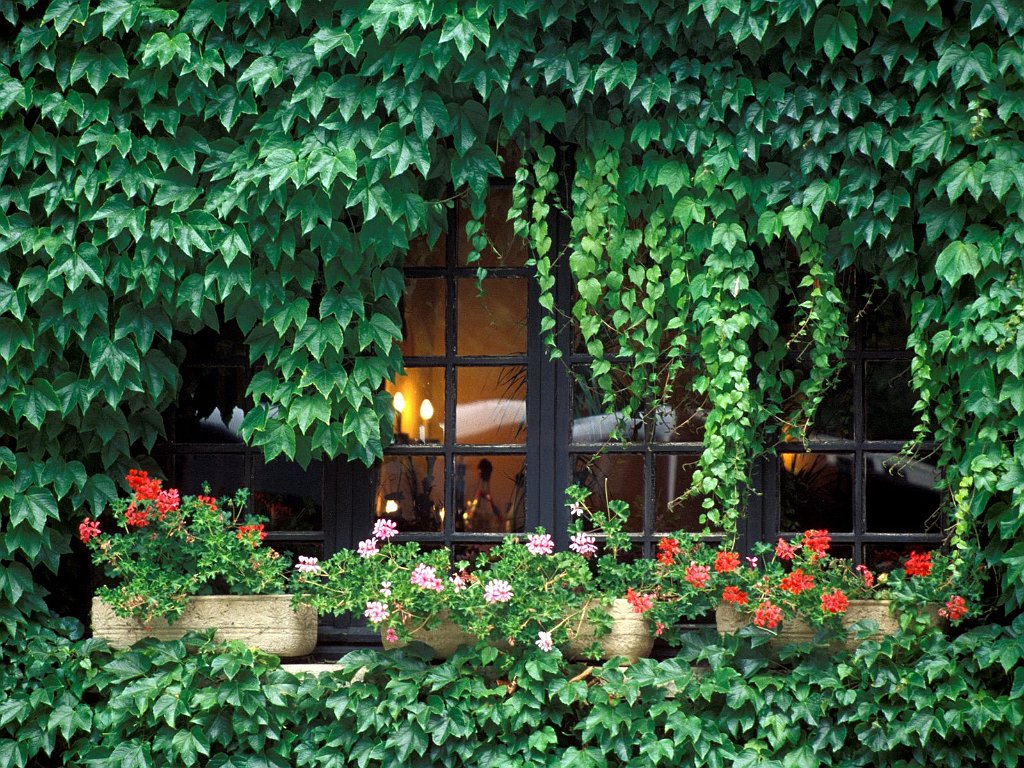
[
  {"x1": 779, "y1": 568, "x2": 815, "y2": 595},
  {"x1": 820, "y1": 589, "x2": 849, "y2": 614},
  {"x1": 657, "y1": 537, "x2": 681, "y2": 566},
  {"x1": 939, "y1": 595, "x2": 968, "y2": 622},
  {"x1": 78, "y1": 518, "x2": 101, "y2": 543},
  {"x1": 237, "y1": 523, "x2": 266, "y2": 546},
  {"x1": 775, "y1": 538, "x2": 796, "y2": 561},
  {"x1": 196, "y1": 495, "x2": 218, "y2": 512},
  {"x1": 625, "y1": 587, "x2": 654, "y2": 614},
  {"x1": 753, "y1": 600, "x2": 784, "y2": 629},
  {"x1": 126, "y1": 469, "x2": 162, "y2": 501},
  {"x1": 714, "y1": 551, "x2": 741, "y2": 573},
  {"x1": 803, "y1": 529, "x2": 831, "y2": 560},
  {"x1": 124, "y1": 503, "x2": 149, "y2": 528},
  {"x1": 855, "y1": 564, "x2": 874, "y2": 588},
  {"x1": 155, "y1": 489, "x2": 180, "y2": 520},
  {"x1": 904, "y1": 551, "x2": 933, "y2": 577},
  {"x1": 684, "y1": 561, "x2": 711, "y2": 589},
  {"x1": 722, "y1": 585, "x2": 749, "y2": 606}
]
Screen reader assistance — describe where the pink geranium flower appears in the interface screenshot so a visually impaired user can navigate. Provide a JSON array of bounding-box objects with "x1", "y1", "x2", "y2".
[
  {"x1": 357, "y1": 538, "x2": 379, "y2": 558},
  {"x1": 569, "y1": 532, "x2": 598, "y2": 557},
  {"x1": 526, "y1": 533, "x2": 554, "y2": 555},
  {"x1": 535, "y1": 631, "x2": 553, "y2": 652},
  {"x1": 295, "y1": 556, "x2": 320, "y2": 573},
  {"x1": 373, "y1": 519, "x2": 399, "y2": 540},
  {"x1": 364, "y1": 600, "x2": 390, "y2": 624},
  {"x1": 410, "y1": 563, "x2": 444, "y2": 592},
  {"x1": 483, "y1": 579, "x2": 513, "y2": 603}
]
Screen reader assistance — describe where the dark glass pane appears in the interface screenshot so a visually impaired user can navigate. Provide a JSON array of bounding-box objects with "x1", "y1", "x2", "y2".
[
  {"x1": 779, "y1": 452, "x2": 854, "y2": 532},
  {"x1": 454, "y1": 454, "x2": 526, "y2": 533},
  {"x1": 863, "y1": 292, "x2": 909, "y2": 350},
  {"x1": 387, "y1": 367, "x2": 445, "y2": 443},
  {"x1": 175, "y1": 366, "x2": 247, "y2": 443},
  {"x1": 864, "y1": 361, "x2": 917, "y2": 440},
  {"x1": 406, "y1": 234, "x2": 445, "y2": 267},
  {"x1": 782, "y1": 359, "x2": 853, "y2": 441},
  {"x1": 571, "y1": 453, "x2": 644, "y2": 533},
  {"x1": 375, "y1": 455, "x2": 444, "y2": 533},
  {"x1": 455, "y1": 366, "x2": 526, "y2": 444},
  {"x1": 864, "y1": 453, "x2": 942, "y2": 533},
  {"x1": 571, "y1": 365, "x2": 637, "y2": 444},
  {"x1": 864, "y1": 543, "x2": 937, "y2": 573},
  {"x1": 252, "y1": 458, "x2": 323, "y2": 531},
  {"x1": 829, "y1": 544, "x2": 853, "y2": 560},
  {"x1": 457, "y1": 188, "x2": 528, "y2": 267},
  {"x1": 654, "y1": 455, "x2": 706, "y2": 533},
  {"x1": 180, "y1": 321, "x2": 247, "y2": 365},
  {"x1": 457, "y1": 277, "x2": 527, "y2": 355},
  {"x1": 455, "y1": 542, "x2": 497, "y2": 569},
  {"x1": 174, "y1": 453, "x2": 246, "y2": 497},
  {"x1": 400, "y1": 278, "x2": 445, "y2": 357},
  {"x1": 659, "y1": 365, "x2": 709, "y2": 443}
]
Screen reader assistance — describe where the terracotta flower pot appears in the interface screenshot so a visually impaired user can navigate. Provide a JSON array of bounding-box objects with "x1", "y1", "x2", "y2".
[
  {"x1": 715, "y1": 599, "x2": 939, "y2": 648},
  {"x1": 380, "y1": 611, "x2": 476, "y2": 659},
  {"x1": 91, "y1": 595, "x2": 317, "y2": 657},
  {"x1": 563, "y1": 598, "x2": 655, "y2": 663}
]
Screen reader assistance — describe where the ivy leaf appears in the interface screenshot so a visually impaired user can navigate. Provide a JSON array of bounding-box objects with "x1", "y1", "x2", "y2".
[
  {"x1": 10, "y1": 489, "x2": 58, "y2": 532},
  {"x1": 451, "y1": 146, "x2": 500, "y2": 194},
  {"x1": 940, "y1": 159, "x2": 986, "y2": 202},
  {"x1": 813, "y1": 12, "x2": 857, "y2": 60},
  {"x1": 935, "y1": 240, "x2": 981, "y2": 285}
]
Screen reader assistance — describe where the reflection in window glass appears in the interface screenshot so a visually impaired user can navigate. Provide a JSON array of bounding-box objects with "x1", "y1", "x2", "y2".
[
  {"x1": 175, "y1": 366, "x2": 247, "y2": 443},
  {"x1": 782, "y1": 360, "x2": 853, "y2": 441},
  {"x1": 864, "y1": 543, "x2": 936, "y2": 573},
  {"x1": 400, "y1": 278, "x2": 445, "y2": 357},
  {"x1": 253, "y1": 459, "x2": 323, "y2": 531},
  {"x1": 572, "y1": 453, "x2": 644, "y2": 532},
  {"x1": 457, "y1": 188, "x2": 529, "y2": 267},
  {"x1": 386, "y1": 367, "x2": 445, "y2": 443},
  {"x1": 863, "y1": 292, "x2": 909, "y2": 350},
  {"x1": 654, "y1": 455, "x2": 706, "y2": 533},
  {"x1": 374, "y1": 455, "x2": 444, "y2": 533},
  {"x1": 864, "y1": 453, "x2": 941, "y2": 533},
  {"x1": 174, "y1": 453, "x2": 245, "y2": 497},
  {"x1": 660, "y1": 366, "x2": 709, "y2": 443},
  {"x1": 571, "y1": 366, "x2": 637, "y2": 443},
  {"x1": 779, "y1": 452, "x2": 854, "y2": 532},
  {"x1": 864, "y1": 361, "x2": 917, "y2": 440},
  {"x1": 454, "y1": 454, "x2": 525, "y2": 533},
  {"x1": 457, "y1": 278, "x2": 527, "y2": 356},
  {"x1": 406, "y1": 234, "x2": 446, "y2": 267},
  {"x1": 455, "y1": 366, "x2": 526, "y2": 444}
]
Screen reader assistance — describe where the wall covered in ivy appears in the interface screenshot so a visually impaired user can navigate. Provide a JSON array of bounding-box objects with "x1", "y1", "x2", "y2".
[{"x1": 1, "y1": 0, "x2": 1023, "y2": 625}]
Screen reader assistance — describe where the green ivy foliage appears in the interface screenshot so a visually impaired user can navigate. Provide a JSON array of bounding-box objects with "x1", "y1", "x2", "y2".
[
  {"x1": 1, "y1": 0, "x2": 1024, "y2": 627},
  {"x1": 2, "y1": 619, "x2": 1023, "y2": 767}
]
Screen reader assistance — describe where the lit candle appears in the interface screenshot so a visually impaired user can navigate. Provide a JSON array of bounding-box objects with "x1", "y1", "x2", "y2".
[
  {"x1": 393, "y1": 391, "x2": 405, "y2": 433},
  {"x1": 419, "y1": 398, "x2": 434, "y2": 442}
]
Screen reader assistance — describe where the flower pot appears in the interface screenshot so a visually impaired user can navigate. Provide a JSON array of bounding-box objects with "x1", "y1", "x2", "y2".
[
  {"x1": 380, "y1": 611, "x2": 476, "y2": 659},
  {"x1": 715, "y1": 599, "x2": 939, "y2": 647},
  {"x1": 563, "y1": 598, "x2": 654, "y2": 663},
  {"x1": 91, "y1": 595, "x2": 317, "y2": 657}
]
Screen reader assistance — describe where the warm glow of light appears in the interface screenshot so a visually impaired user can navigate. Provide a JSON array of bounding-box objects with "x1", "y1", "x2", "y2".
[
  {"x1": 385, "y1": 499, "x2": 399, "y2": 514},
  {"x1": 393, "y1": 391, "x2": 406, "y2": 414},
  {"x1": 419, "y1": 398, "x2": 434, "y2": 421}
]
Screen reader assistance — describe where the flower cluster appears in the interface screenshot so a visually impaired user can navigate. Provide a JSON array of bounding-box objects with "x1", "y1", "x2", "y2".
[{"x1": 83, "y1": 471, "x2": 289, "y2": 623}]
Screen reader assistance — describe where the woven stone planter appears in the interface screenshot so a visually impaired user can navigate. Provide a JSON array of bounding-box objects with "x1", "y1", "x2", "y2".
[
  {"x1": 91, "y1": 595, "x2": 317, "y2": 657},
  {"x1": 715, "y1": 599, "x2": 939, "y2": 647},
  {"x1": 380, "y1": 611, "x2": 476, "y2": 659},
  {"x1": 563, "y1": 598, "x2": 655, "y2": 663}
]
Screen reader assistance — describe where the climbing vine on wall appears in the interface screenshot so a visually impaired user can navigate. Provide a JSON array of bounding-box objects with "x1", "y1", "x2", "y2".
[{"x1": 1, "y1": 0, "x2": 1024, "y2": 624}]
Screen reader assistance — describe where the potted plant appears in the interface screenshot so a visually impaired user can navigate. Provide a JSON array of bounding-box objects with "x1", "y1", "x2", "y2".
[
  {"x1": 82, "y1": 469, "x2": 317, "y2": 656},
  {"x1": 706, "y1": 529, "x2": 976, "y2": 644}
]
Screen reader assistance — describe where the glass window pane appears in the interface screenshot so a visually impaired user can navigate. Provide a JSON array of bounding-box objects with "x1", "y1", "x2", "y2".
[
  {"x1": 571, "y1": 453, "x2": 644, "y2": 533},
  {"x1": 175, "y1": 366, "x2": 247, "y2": 443},
  {"x1": 387, "y1": 367, "x2": 445, "y2": 443},
  {"x1": 864, "y1": 453, "x2": 942, "y2": 533},
  {"x1": 571, "y1": 365, "x2": 638, "y2": 444},
  {"x1": 863, "y1": 292, "x2": 909, "y2": 350},
  {"x1": 174, "y1": 453, "x2": 246, "y2": 497},
  {"x1": 779, "y1": 452, "x2": 854, "y2": 532},
  {"x1": 658, "y1": 365, "x2": 709, "y2": 443},
  {"x1": 457, "y1": 188, "x2": 528, "y2": 267},
  {"x1": 456, "y1": 366, "x2": 526, "y2": 444},
  {"x1": 457, "y1": 277, "x2": 527, "y2": 356},
  {"x1": 406, "y1": 234, "x2": 445, "y2": 267},
  {"x1": 654, "y1": 455, "x2": 707, "y2": 533},
  {"x1": 864, "y1": 360, "x2": 917, "y2": 440},
  {"x1": 454, "y1": 454, "x2": 526, "y2": 533},
  {"x1": 455, "y1": 542, "x2": 497, "y2": 569},
  {"x1": 864, "y1": 543, "x2": 937, "y2": 573},
  {"x1": 252, "y1": 458, "x2": 323, "y2": 531},
  {"x1": 400, "y1": 278, "x2": 445, "y2": 357},
  {"x1": 783, "y1": 360, "x2": 853, "y2": 441},
  {"x1": 375, "y1": 455, "x2": 444, "y2": 533},
  {"x1": 269, "y1": 541, "x2": 324, "y2": 564}
]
